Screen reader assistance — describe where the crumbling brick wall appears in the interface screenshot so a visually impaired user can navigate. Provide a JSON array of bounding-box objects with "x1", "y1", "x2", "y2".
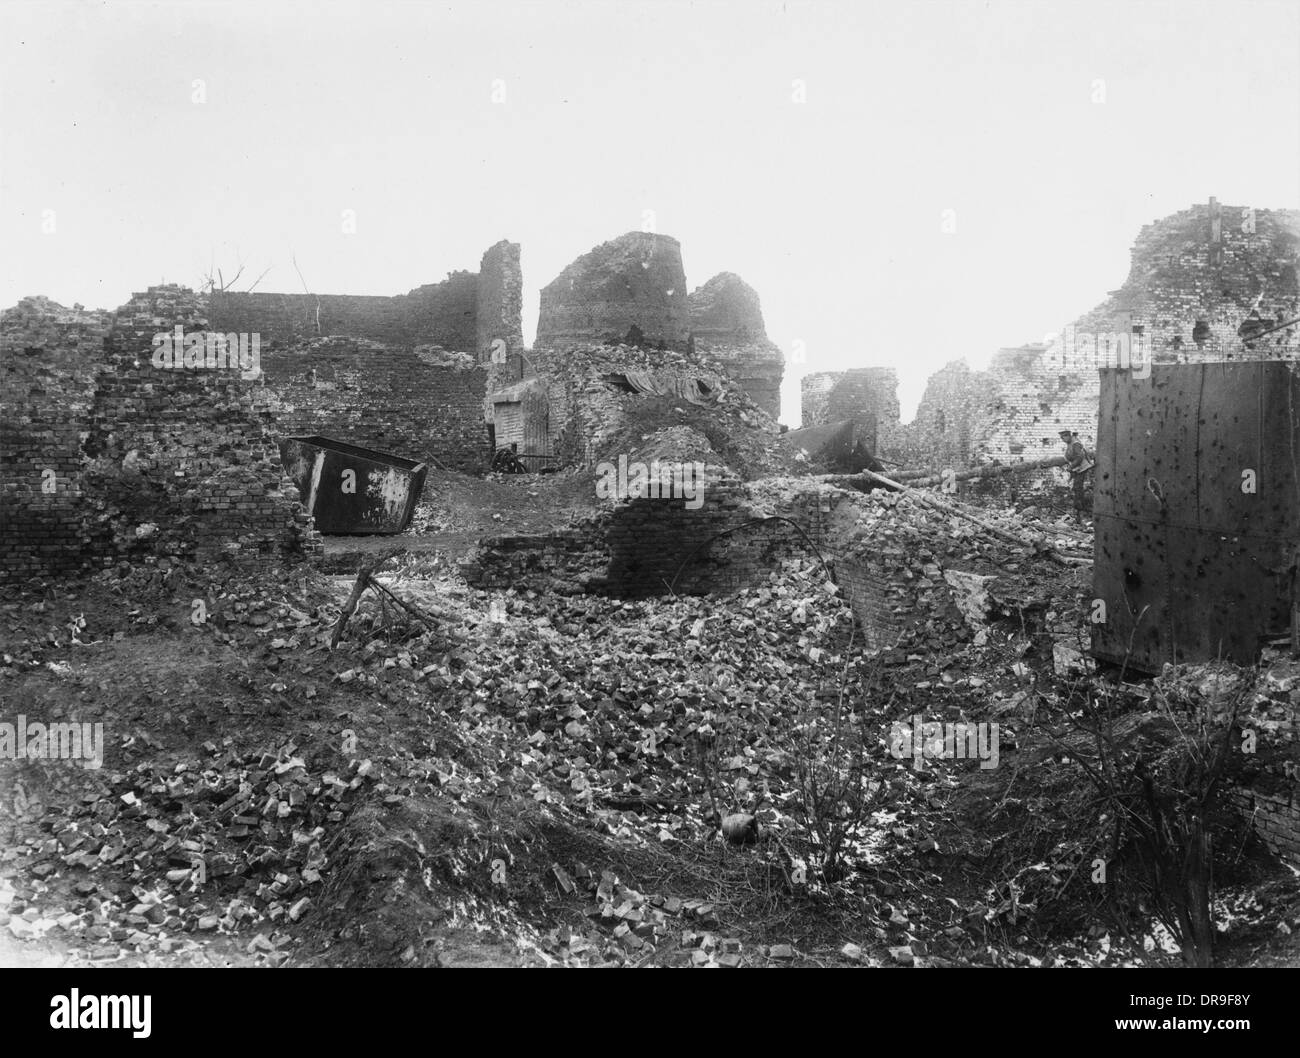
[
  {"x1": 0, "y1": 298, "x2": 112, "y2": 578},
  {"x1": 208, "y1": 291, "x2": 403, "y2": 349},
  {"x1": 462, "y1": 469, "x2": 802, "y2": 598},
  {"x1": 208, "y1": 274, "x2": 479, "y2": 351},
  {"x1": 688, "y1": 272, "x2": 784, "y2": 419},
  {"x1": 1228, "y1": 691, "x2": 1300, "y2": 867},
  {"x1": 824, "y1": 200, "x2": 1298, "y2": 485},
  {"x1": 518, "y1": 343, "x2": 775, "y2": 471},
  {"x1": 800, "y1": 368, "x2": 903, "y2": 459},
  {"x1": 477, "y1": 239, "x2": 524, "y2": 360},
  {"x1": 458, "y1": 518, "x2": 614, "y2": 596},
  {"x1": 599, "y1": 470, "x2": 746, "y2": 596},
  {"x1": 806, "y1": 488, "x2": 985, "y2": 653},
  {"x1": 1, "y1": 287, "x2": 320, "y2": 579},
  {"x1": 536, "y1": 232, "x2": 692, "y2": 352},
  {"x1": 898, "y1": 349, "x2": 1096, "y2": 476},
  {"x1": 208, "y1": 239, "x2": 522, "y2": 359},
  {"x1": 1075, "y1": 199, "x2": 1299, "y2": 363},
  {"x1": 696, "y1": 340, "x2": 783, "y2": 421},
  {"x1": 255, "y1": 337, "x2": 489, "y2": 472},
  {"x1": 85, "y1": 287, "x2": 320, "y2": 566},
  {"x1": 206, "y1": 240, "x2": 522, "y2": 471},
  {"x1": 801, "y1": 373, "x2": 836, "y2": 428},
  {"x1": 695, "y1": 482, "x2": 841, "y2": 593},
  {"x1": 1230, "y1": 788, "x2": 1300, "y2": 867}
]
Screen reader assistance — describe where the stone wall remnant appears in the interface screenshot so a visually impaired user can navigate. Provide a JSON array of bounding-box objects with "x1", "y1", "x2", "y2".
[
  {"x1": 475, "y1": 239, "x2": 525, "y2": 361},
  {"x1": 491, "y1": 233, "x2": 786, "y2": 470},
  {"x1": 800, "y1": 368, "x2": 903, "y2": 458},
  {"x1": 535, "y1": 232, "x2": 691, "y2": 351},
  {"x1": 816, "y1": 200, "x2": 1300, "y2": 488},
  {"x1": 1, "y1": 298, "x2": 113, "y2": 577},
  {"x1": 206, "y1": 239, "x2": 520, "y2": 472},
  {"x1": 255, "y1": 336, "x2": 488, "y2": 473},
  {"x1": 688, "y1": 271, "x2": 764, "y2": 340},
  {"x1": 209, "y1": 239, "x2": 523, "y2": 360},
  {"x1": 522, "y1": 342, "x2": 784, "y2": 474},
  {"x1": 900, "y1": 348, "x2": 1085, "y2": 471},
  {"x1": 1, "y1": 287, "x2": 321, "y2": 580},
  {"x1": 688, "y1": 272, "x2": 784, "y2": 419},
  {"x1": 1074, "y1": 198, "x2": 1299, "y2": 362}
]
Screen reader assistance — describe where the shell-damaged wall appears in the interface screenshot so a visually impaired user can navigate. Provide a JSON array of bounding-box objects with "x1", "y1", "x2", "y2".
[
  {"x1": 801, "y1": 368, "x2": 904, "y2": 461},
  {"x1": 1, "y1": 298, "x2": 114, "y2": 578},
  {"x1": 1075, "y1": 199, "x2": 1299, "y2": 362},
  {"x1": 688, "y1": 272, "x2": 784, "y2": 420},
  {"x1": 532, "y1": 234, "x2": 783, "y2": 421},
  {"x1": 535, "y1": 232, "x2": 691, "y2": 352},
  {"x1": 208, "y1": 239, "x2": 523, "y2": 473},
  {"x1": 3, "y1": 237, "x2": 525, "y2": 579},
  {"x1": 1, "y1": 287, "x2": 321, "y2": 580},
  {"x1": 516, "y1": 341, "x2": 785, "y2": 479},
  {"x1": 209, "y1": 239, "x2": 523, "y2": 360},
  {"x1": 255, "y1": 338, "x2": 488, "y2": 473},
  {"x1": 909, "y1": 200, "x2": 1299, "y2": 477},
  {"x1": 896, "y1": 344, "x2": 1099, "y2": 476},
  {"x1": 2, "y1": 255, "x2": 512, "y2": 581},
  {"x1": 805, "y1": 199, "x2": 1300, "y2": 490}
]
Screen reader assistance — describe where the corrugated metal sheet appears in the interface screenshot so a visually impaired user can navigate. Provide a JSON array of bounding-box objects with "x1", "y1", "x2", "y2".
[
  {"x1": 1091, "y1": 361, "x2": 1300, "y2": 672},
  {"x1": 493, "y1": 402, "x2": 524, "y2": 450},
  {"x1": 520, "y1": 385, "x2": 550, "y2": 458}
]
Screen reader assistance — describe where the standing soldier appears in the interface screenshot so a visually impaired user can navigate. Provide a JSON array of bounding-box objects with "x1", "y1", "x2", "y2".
[{"x1": 1059, "y1": 430, "x2": 1094, "y2": 524}]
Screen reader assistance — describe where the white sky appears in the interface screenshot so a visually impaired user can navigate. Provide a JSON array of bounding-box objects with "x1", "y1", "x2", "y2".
[{"x1": 2, "y1": 0, "x2": 1298, "y2": 423}]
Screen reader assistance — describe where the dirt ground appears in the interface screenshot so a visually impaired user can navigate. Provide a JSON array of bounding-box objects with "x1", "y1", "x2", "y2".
[{"x1": 3, "y1": 473, "x2": 1299, "y2": 969}]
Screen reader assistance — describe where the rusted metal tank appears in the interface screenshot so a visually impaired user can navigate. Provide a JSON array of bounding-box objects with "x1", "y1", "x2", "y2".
[
  {"x1": 1091, "y1": 361, "x2": 1300, "y2": 672},
  {"x1": 278, "y1": 435, "x2": 427, "y2": 534}
]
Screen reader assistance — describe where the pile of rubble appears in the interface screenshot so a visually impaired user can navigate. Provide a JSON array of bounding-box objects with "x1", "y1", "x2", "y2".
[
  {"x1": 533, "y1": 342, "x2": 795, "y2": 479},
  {"x1": 0, "y1": 499, "x2": 1096, "y2": 967},
  {"x1": 3, "y1": 738, "x2": 377, "y2": 962},
  {"x1": 539, "y1": 866, "x2": 805, "y2": 967},
  {"x1": 823, "y1": 489, "x2": 1089, "y2": 661}
]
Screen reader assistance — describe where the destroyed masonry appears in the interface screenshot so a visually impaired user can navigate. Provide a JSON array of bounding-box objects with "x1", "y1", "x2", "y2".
[{"x1": 3, "y1": 199, "x2": 1300, "y2": 882}]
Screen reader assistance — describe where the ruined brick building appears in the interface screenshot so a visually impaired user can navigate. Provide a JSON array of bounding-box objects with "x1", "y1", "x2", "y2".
[
  {"x1": 7, "y1": 214, "x2": 1300, "y2": 872},
  {"x1": 801, "y1": 367, "x2": 904, "y2": 462},
  {"x1": 209, "y1": 239, "x2": 523, "y2": 473},
  {"x1": 1, "y1": 238, "x2": 529, "y2": 579},
  {"x1": 803, "y1": 199, "x2": 1300, "y2": 474},
  {"x1": 687, "y1": 272, "x2": 784, "y2": 420},
  {"x1": 1, "y1": 288, "x2": 321, "y2": 579},
  {"x1": 2, "y1": 229, "x2": 786, "y2": 580},
  {"x1": 488, "y1": 231, "x2": 784, "y2": 466}
]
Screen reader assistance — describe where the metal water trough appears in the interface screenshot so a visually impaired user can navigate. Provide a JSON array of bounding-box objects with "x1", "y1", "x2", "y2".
[{"x1": 279, "y1": 435, "x2": 427, "y2": 534}]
